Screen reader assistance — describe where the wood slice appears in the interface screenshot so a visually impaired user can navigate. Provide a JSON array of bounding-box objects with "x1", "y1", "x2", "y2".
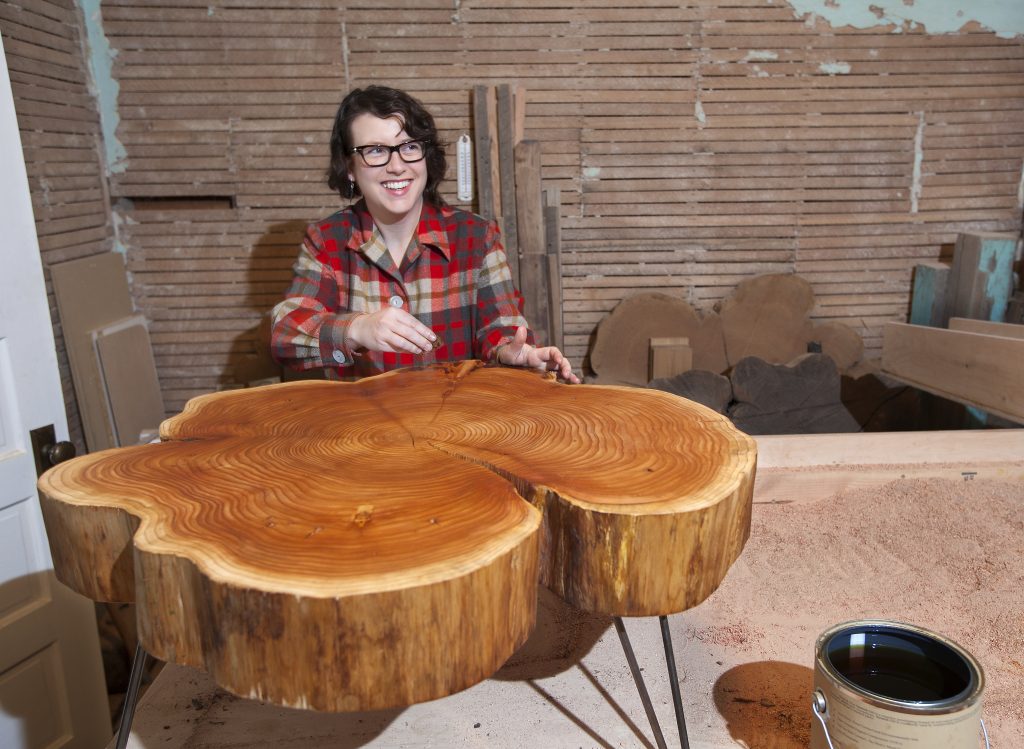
[
  {"x1": 729, "y1": 354, "x2": 861, "y2": 435},
  {"x1": 717, "y1": 274, "x2": 815, "y2": 368},
  {"x1": 809, "y1": 321, "x2": 864, "y2": 373},
  {"x1": 38, "y1": 362, "x2": 756, "y2": 712},
  {"x1": 590, "y1": 292, "x2": 728, "y2": 384},
  {"x1": 648, "y1": 369, "x2": 733, "y2": 414}
]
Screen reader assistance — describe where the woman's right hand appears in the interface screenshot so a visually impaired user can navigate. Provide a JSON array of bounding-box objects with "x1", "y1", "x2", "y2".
[{"x1": 347, "y1": 307, "x2": 437, "y2": 354}]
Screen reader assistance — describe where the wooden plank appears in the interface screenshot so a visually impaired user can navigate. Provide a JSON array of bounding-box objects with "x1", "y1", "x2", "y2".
[
  {"x1": 515, "y1": 140, "x2": 550, "y2": 345},
  {"x1": 543, "y1": 187, "x2": 564, "y2": 351},
  {"x1": 908, "y1": 261, "x2": 949, "y2": 327},
  {"x1": 495, "y1": 83, "x2": 519, "y2": 286},
  {"x1": 92, "y1": 316, "x2": 167, "y2": 446},
  {"x1": 943, "y1": 232, "x2": 1018, "y2": 324},
  {"x1": 50, "y1": 253, "x2": 135, "y2": 452},
  {"x1": 948, "y1": 317, "x2": 1024, "y2": 340},
  {"x1": 880, "y1": 322, "x2": 1024, "y2": 423},
  {"x1": 471, "y1": 85, "x2": 496, "y2": 220}
]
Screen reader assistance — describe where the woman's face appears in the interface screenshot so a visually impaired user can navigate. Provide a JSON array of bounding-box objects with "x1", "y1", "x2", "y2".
[{"x1": 346, "y1": 113, "x2": 427, "y2": 225}]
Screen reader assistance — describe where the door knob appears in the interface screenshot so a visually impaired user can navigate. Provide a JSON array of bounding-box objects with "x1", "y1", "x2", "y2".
[
  {"x1": 30, "y1": 424, "x2": 76, "y2": 476},
  {"x1": 43, "y1": 441, "x2": 76, "y2": 465}
]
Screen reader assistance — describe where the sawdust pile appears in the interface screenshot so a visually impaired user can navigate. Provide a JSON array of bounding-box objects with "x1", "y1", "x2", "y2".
[{"x1": 690, "y1": 476, "x2": 1024, "y2": 748}]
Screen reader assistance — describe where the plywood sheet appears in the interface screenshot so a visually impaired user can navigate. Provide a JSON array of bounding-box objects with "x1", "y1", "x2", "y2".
[
  {"x1": 92, "y1": 315, "x2": 165, "y2": 446},
  {"x1": 50, "y1": 253, "x2": 134, "y2": 452}
]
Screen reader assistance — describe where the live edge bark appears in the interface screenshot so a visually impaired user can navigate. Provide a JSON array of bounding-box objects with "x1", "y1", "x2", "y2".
[{"x1": 38, "y1": 361, "x2": 756, "y2": 712}]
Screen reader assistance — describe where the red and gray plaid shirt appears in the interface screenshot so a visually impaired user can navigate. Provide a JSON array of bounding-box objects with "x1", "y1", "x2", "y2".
[{"x1": 270, "y1": 200, "x2": 533, "y2": 379}]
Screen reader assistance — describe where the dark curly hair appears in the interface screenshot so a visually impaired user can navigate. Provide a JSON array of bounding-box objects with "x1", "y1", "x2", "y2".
[{"x1": 327, "y1": 85, "x2": 447, "y2": 207}]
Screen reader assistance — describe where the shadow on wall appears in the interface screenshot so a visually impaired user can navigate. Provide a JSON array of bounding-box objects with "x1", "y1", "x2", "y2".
[
  {"x1": 225, "y1": 219, "x2": 318, "y2": 387},
  {"x1": 713, "y1": 660, "x2": 814, "y2": 749}
]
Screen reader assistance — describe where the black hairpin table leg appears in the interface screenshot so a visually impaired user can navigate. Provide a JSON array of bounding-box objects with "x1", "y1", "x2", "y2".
[
  {"x1": 660, "y1": 615, "x2": 691, "y2": 749},
  {"x1": 613, "y1": 617, "x2": 668, "y2": 749},
  {"x1": 614, "y1": 616, "x2": 692, "y2": 749},
  {"x1": 115, "y1": 642, "x2": 149, "y2": 749}
]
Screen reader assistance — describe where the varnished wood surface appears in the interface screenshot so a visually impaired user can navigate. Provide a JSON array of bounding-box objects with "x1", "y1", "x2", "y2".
[{"x1": 38, "y1": 362, "x2": 756, "y2": 711}]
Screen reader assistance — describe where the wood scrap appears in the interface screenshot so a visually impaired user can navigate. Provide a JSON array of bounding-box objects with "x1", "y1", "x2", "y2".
[
  {"x1": 590, "y1": 293, "x2": 727, "y2": 385},
  {"x1": 496, "y1": 84, "x2": 519, "y2": 286},
  {"x1": 50, "y1": 253, "x2": 135, "y2": 452},
  {"x1": 471, "y1": 85, "x2": 499, "y2": 220},
  {"x1": 92, "y1": 315, "x2": 166, "y2": 446},
  {"x1": 943, "y1": 232, "x2": 1018, "y2": 325},
  {"x1": 543, "y1": 188, "x2": 564, "y2": 351},
  {"x1": 515, "y1": 140, "x2": 551, "y2": 346},
  {"x1": 909, "y1": 261, "x2": 950, "y2": 327},
  {"x1": 648, "y1": 337, "x2": 692, "y2": 380},
  {"x1": 728, "y1": 354, "x2": 860, "y2": 435}
]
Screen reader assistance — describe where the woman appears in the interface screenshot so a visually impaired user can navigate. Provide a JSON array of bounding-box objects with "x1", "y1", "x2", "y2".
[{"x1": 270, "y1": 85, "x2": 578, "y2": 382}]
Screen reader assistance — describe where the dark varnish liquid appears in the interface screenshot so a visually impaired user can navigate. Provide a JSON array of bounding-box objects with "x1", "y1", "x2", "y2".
[{"x1": 827, "y1": 629, "x2": 973, "y2": 703}]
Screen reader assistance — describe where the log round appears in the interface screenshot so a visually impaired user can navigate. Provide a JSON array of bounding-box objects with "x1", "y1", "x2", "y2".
[{"x1": 38, "y1": 361, "x2": 756, "y2": 711}]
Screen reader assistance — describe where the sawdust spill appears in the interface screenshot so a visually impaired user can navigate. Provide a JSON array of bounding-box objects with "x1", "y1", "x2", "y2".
[{"x1": 687, "y1": 475, "x2": 1024, "y2": 748}]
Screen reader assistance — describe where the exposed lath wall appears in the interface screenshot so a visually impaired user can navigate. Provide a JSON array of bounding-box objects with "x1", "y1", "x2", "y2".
[{"x1": 8, "y1": 0, "x2": 1024, "y2": 414}]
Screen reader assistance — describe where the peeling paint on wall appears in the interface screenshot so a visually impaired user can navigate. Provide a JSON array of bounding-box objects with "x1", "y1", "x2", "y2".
[
  {"x1": 818, "y1": 61, "x2": 851, "y2": 75},
  {"x1": 786, "y1": 0, "x2": 1024, "y2": 39},
  {"x1": 79, "y1": 0, "x2": 126, "y2": 174},
  {"x1": 910, "y1": 112, "x2": 925, "y2": 214},
  {"x1": 743, "y1": 50, "x2": 780, "y2": 62},
  {"x1": 1017, "y1": 160, "x2": 1024, "y2": 210}
]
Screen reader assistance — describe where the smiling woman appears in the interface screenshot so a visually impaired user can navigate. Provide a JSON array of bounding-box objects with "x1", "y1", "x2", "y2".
[{"x1": 270, "y1": 85, "x2": 578, "y2": 384}]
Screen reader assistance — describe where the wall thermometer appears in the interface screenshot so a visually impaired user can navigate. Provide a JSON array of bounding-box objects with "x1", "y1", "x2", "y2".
[{"x1": 456, "y1": 134, "x2": 473, "y2": 203}]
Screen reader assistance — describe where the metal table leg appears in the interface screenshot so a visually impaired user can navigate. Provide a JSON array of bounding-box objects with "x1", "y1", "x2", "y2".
[
  {"x1": 660, "y1": 615, "x2": 690, "y2": 749},
  {"x1": 115, "y1": 642, "x2": 149, "y2": 749},
  {"x1": 613, "y1": 617, "x2": 668, "y2": 749},
  {"x1": 614, "y1": 616, "x2": 691, "y2": 749}
]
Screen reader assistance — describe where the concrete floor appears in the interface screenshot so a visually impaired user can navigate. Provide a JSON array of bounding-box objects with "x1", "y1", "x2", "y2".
[{"x1": 107, "y1": 432, "x2": 1024, "y2": 749}]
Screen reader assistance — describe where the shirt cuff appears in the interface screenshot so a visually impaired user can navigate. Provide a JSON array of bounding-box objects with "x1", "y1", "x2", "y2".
[{"x1": 319, "y1": 313, "x2": 364, "y2": 367}]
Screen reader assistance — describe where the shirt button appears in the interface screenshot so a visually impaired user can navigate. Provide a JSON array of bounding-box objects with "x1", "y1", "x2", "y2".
[
  {"x1": 333, "y1": 350, "x2": 347, "y2": 364},
  {"x1": 388, "y1": 295, "x2": 404, "y2": 308}
]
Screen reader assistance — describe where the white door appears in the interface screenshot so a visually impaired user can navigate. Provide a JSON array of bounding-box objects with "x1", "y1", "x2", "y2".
[{"x1": 0, "y1": 32, "x2": 111, "y2": 749}]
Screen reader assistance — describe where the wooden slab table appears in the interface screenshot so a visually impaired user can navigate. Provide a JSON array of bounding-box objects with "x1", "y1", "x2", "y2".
[{"x1": 39, "y1": 362, "x2": 759, "y2": 745}]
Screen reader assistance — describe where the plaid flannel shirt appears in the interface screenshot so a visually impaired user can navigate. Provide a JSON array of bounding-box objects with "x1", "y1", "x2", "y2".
[{"x1": 270, "y1": 200, "x2": 533, "y2": 379}]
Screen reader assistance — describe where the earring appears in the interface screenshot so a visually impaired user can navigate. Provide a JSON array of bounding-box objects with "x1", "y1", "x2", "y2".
[{"x1": 348, "y1": 179, "x2": 356, "y2": 197}]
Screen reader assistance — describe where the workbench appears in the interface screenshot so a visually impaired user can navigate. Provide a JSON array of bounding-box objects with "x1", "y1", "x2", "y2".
[{"x1": 106, "y1": 430, "x2": 1024, "y2": 749}]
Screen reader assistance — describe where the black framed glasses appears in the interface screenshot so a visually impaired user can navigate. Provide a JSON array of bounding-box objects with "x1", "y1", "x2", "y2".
[{"x1": 350, "y1": 140, "x2": 428, "y2": 167}]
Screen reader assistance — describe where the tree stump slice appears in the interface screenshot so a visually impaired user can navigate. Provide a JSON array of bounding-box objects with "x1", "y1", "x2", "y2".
[
  {"x1": 717, "y1": 274, "x2": 815, "y2": 368},
  {"x1": 590, "y1": 293, "x2": 728, "y2": 384},
  {"x1": 38, "y1": 362, "x2": 756, "y2": 712}
]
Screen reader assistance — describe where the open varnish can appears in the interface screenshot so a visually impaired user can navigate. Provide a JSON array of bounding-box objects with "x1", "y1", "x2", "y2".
[{"x1": 811, "y1": 620, "x2": 988, "y2": 749}]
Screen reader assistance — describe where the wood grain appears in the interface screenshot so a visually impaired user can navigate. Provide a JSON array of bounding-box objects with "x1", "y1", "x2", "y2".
[{"x1": 38, "y1": 362, "x2": 756, "y2": 711}]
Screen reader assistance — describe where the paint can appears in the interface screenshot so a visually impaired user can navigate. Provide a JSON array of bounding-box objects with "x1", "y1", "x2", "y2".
[{"x1": 811, "y1": 620, "x2": 988, "y2": 749}]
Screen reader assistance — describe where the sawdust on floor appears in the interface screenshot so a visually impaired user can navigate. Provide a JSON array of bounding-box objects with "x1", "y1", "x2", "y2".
[{"x1": 686, "y1": 475, "x2": 1023, "y2": 748}]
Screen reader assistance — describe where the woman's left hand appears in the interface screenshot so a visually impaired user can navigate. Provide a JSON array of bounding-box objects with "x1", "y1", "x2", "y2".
[{"x1": 497, "y1": 326, "x2": 580, "y2": 384}]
